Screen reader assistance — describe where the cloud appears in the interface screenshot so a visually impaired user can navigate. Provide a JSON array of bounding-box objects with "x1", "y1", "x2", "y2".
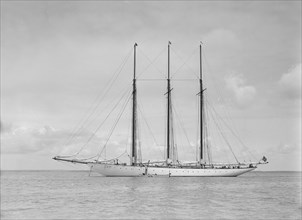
[
  {"x1": 268, "y1": 143, "x2": 301, "y2": 154},
  {"x1": 1, "y1": 123, "x2": 95, "y2": 155},
  {"x1": 225, "y1": 74, "x2": 256, "y2": 108},
  {"x1": 278, "y1": 63, "x2": 301, "y2": 100},
  {"x1": 2, "y1": 124, "x2": 68, "y2": 154},
  {"x1": 0, "y1": 122, "x2": 134, "y2": 162}
]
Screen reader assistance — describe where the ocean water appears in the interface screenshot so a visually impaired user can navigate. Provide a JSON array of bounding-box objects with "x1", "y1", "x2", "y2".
[{"x1": 1, "y1": 171, "x2": 301, "y2": 220}]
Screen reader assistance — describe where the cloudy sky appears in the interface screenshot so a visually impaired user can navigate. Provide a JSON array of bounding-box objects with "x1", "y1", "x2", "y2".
[{"x1": 1, "y1": 1, "x2": 301, "y2": 171}]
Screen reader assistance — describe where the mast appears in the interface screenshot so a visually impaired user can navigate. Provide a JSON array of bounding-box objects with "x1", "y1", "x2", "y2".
[
  {"x1": 167, "y1": 41, "x2": 172, "y2": 162},
  {"x1": 199, "y1": 42, "x2": 203, "y2": 163},
  {"x1": 131, "y1": 43, "x2": 138, "y2": 166}
]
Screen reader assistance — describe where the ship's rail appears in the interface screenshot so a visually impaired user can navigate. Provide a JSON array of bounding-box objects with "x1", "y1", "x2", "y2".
[{"x1": 53, "y1": 156, "x2": 268, "y2": 169}]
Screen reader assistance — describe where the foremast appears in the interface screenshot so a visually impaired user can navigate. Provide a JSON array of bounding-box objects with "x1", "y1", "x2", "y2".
[
  {"x1": 199, "y1": 42, "x2": 204, "y2": 164},
  {"x1": 131, "y1": 43, "x2": 138, "y2": 166}
]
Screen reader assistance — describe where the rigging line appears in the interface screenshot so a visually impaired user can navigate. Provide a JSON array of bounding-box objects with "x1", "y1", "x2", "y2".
[
  {"x1": 171, "y1": 109, "x2": 176, "y2": 162},
  {"x1": 207, "y1": 102, "x2": 240, "y2": 164},
  {"x1": 170, "y1": 47, "x2": 199, "y2": 80},
  {"x1": 204, "y1": 96, "x2": 212, "y2": 164},
  {"x1": 171, "y1": 47, "x2": 199, "y2": 79},
  {"x1": 171, "y1": 103, "x2": 193, "y2": 150},
  {"x1": 96, "y1": 91, "x2": 132, "y2": 161},
  {"x1": 137, "y1": 79, "x2": 166, "y2": 81},
  {"x1": 206, "y1": 99, "x2": 258, "y2": 161},
  {"x1": 65, "y1": 53, "x2": 132, "y2": 149},
  {"x1": 205, "y1": 96, "x2": 219, "y2": 163},
  {"x1": 114, "y1": 150, "x2": 128, "y2": 160},
  {"x1": 137, "y1": 47, "x2": 167, "y2": 79},
  {"x1": 203, "y1": 98, "x2": 211, "y2": 163},
  {"x1": 64, "y1": 48, "x2": 133, "y2": 148},
  {"x1": 137, "y1": 99, "x2": 164, "y2": 159},
  {"x1": 74, "y1": 88, "x2": 132, "y2": 157},
  {"x1": 64, "y1": 48, "x2": 132, "y2": 147},
  {"x1": 137, "y1": 110, "x2": 142, "y2": 163},
  {"x1": 196, "y1": 94, "x2": 199, "y2": 161},
  {"x1": 100, "y1": 150, "x2": 128, "y2": 162},
  {"x1": 173, "y1": 108, "x2": 191, "y2": 159},
  {"x1": 137, "y1": 79, "x2": 196, "y2": 81},
  {"x1": 137, "y1": 103, "x2": 160, "y2": 147},
  {"x1": 204, "y1": 98, "x2": 211, "y2": 164},
  {"x1": 202, "y1": 49, "x2": 252, "y2": 161},
  {"x1": 77, "y1": 155, "x2": 98, "y2": 161},
  {"x1": 223, "y1": 106, "x2": 258, "y2": 161},
  {"x1": 171, "y1": 79, "x2": 196, "y2": 81},
  {"x1": 96, "y1": 150, "x2": 128, "y2": 163},
  {"x1": 124, "y1": 104, "x2": 132, "y2": 160},
  {"x1": 72, "y1": 83, "x2": 133, "y2": 152},
  {"x1": 82, "y1": 155, "x2": 98, "y2": 161},
  {"x1": 202, "y1": 50, "x2": 248, "y2": 156}
]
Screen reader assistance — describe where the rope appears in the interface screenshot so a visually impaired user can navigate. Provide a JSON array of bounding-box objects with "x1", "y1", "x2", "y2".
[
  {"x1": 96, "y1": 91, "x2": 132, "y2": 161},
  {"x1": 206, "y1": 100, "x2": 258, "y2": 161},
  {"x1": 75, "y1": 87, "x2": 132, "y2": 157},
  {"x1": 137, "y1": 47, "x2": 166, "y2": 79},
  {"x1": 172, "y1": 103, "x2": 192, "y2": 149},
  {"x1": 137, "y1": 103, "x2": 160, "y2": 147},
  {"x1": 170, "y1": 47, "x2": 199, "y2": 79},
  {"x1": 196, "y1": 94, "x2": 199, "y2": 161},
  {"x1": 63, "y1": 48, "x2": 133, "y2": 152},
  {"x1": 202, "y1": 49, "x2": 258, "y2": 161},
  {"x1": 170, "y1": 46, "x2": 199, "y2": 79},
  {"x1": 207, "y1": 101, "x2": 240, "y2": 164},
  {"x1": 204, "y1": 96, "x2": 212, "y2": 164}
]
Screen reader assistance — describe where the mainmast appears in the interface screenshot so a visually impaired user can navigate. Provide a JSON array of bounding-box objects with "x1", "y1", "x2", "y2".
[
  {"x1": 167, "y1": 41, "x2": 172, "y2": 162},
  {"x1": 199, "y1": 42, "x2": 204, "y2": 163},
  {"x1": 131, "y1": 43, "x2": 138, "y2": 166}
]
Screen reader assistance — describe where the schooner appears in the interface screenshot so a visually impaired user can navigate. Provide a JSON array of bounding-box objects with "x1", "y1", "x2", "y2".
[{"x1": 53, "y1": 42, "x2": 268, "y2": 177}]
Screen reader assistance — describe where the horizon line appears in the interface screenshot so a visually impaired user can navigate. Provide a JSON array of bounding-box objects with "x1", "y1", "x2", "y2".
[{"x1": 1, "y1": 169, "x2": 301, "y2": 172}]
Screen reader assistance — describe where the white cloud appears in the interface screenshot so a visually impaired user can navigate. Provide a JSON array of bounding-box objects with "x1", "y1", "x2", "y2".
[
  {"x1": 225, "y1": 74, "x2": 256, "y2": 108},
  {"x1": 0, "y1": 122, "x2": 133, "y2": 163},
  {"x1": 268, "y1": 143, "x2": 300, "y2": 154},
  {"x1": 1, "y1": 123, "x2": 96, "y2": 155},
  {"x1": 278, "y1": 63, "x2": 301, "y2": 100}
]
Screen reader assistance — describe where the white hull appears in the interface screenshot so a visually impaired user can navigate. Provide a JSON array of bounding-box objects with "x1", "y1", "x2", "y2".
[{"x1": 89, "y1": 163, "x2": 255, "y2": 177}]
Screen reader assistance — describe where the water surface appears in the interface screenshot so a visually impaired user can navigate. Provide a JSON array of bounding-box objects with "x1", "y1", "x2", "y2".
[{"x1": 1, "y1": 171, "x2": 301, "y2": 219}]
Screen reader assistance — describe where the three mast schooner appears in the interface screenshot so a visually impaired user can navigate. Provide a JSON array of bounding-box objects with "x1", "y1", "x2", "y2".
[{"x1": 53, "y1": 42, "x2": 268, "y2": 177}]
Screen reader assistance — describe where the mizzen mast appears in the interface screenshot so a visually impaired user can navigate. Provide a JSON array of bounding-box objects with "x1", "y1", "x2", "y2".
[
  {"x1": 166, "y1": 41, "x2": 173, "y2": 163},
  {"x1": 131, "y1": 43, "x2": 138, "y2": 166}
]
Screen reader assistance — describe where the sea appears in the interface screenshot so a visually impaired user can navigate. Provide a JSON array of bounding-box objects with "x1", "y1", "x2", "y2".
[{"x1": 1, "y1": 171, "x2": 301, "y2": 220}]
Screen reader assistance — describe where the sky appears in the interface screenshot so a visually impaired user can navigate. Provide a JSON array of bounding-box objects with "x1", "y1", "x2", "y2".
[{"x1": 1, "y1": 1, "x2": 301, "y2": 171}]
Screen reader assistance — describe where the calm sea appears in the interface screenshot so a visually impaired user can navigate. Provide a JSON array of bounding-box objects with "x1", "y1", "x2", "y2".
[{"x1": 1, "y1": 171, "x2": 301, "y2": 220}]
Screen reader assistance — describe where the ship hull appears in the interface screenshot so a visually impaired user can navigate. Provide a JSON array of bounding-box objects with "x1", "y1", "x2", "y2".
[{"x1": 89, "y1": 164, "x2": 255, "y2": 177}]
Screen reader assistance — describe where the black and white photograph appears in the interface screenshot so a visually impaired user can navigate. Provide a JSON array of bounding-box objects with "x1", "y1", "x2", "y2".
[{"x1": 1, "y1": 1, "x2": 301, "y2": 219}]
